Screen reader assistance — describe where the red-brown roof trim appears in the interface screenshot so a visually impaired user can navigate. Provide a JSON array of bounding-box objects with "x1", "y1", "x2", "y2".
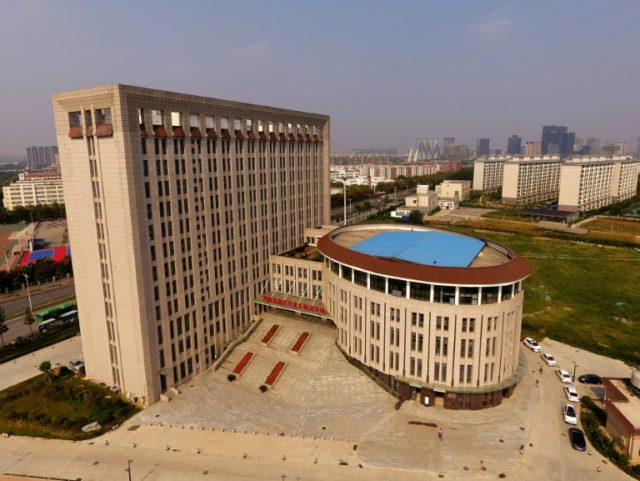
[
  {"x1": 96, "y1": 124, "x2": 113, "y2": 137},
  {"x1": 317, "y1": 226, "x2": 531, "y2": 285},
  {"x1": 206, "y1": 128, "x2": 217, "y2": 140},
  {"x1": 258, "y1": 131, "x2": 268, "y2": 140},
  {"x1": 234, "y1": 129, "x2": 244, "y2": 140},
  {"x1": 190, "y1": 127, "x2": 203, "y2": 138},
  {"x1": 172, "y1": 126, "x2": 185, "y2": 138},
  {"x1": 140, "y1": 124, "x2": 148, "y2": 137},
  {"x1": 153, "y1": 125, "x2": 167, "y2": 137},
  {"x1": 68, "y1": 126, "x2": 83, "y2": 139},
  {"x1": 221, "y1": 129, "x2": 231, "y2": 140},
  {"x1": 247, "y1": 131, "x2": 257, "y2": 141},
  {"x1": 279, "y1": 133, "x2": 287, "y2": 142}
]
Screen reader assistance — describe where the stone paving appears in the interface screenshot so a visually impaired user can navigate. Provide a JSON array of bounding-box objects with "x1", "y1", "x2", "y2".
[{"x1": 138, "y1": 311, "x2": 534, "y2": 475}]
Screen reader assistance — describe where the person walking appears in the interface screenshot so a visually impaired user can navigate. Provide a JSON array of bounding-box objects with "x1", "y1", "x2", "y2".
[{"x1": 437, "y1": 427, "x2": 444, "y2": 441}]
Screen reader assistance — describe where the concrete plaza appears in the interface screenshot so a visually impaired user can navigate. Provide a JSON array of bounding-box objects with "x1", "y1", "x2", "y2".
[{"x1": 0, "y1": 311, "x2": 635, "y2": 480}]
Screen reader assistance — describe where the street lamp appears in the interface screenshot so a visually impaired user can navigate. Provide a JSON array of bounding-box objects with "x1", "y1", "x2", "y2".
[
  {"x1": 342, "y1": 177, "x2": 347, "y2": 226},
  {"x1": 126, "y1": 460, "x2": 133, "y2": 481},
  {"x1": 23, "y1": 274, "x2": 33, "y2": 313},
  {"x1": 572, "y1": 361, "x2": 578, "y2": 382}
]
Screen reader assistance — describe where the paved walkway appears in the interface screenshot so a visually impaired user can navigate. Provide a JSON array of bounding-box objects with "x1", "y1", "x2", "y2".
[{"x1": 0, "y1": 335, "x2": 82, "y2": 390}]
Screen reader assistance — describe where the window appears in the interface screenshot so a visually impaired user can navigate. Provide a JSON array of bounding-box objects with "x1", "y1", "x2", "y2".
[
  {"x1": 388, "y1": 278, "x2": 406, "y2": 297},
  {"x1": 370, "y1": 274, "x2": 385, "y2": 293},
  {"x1": 459, "y1": 287, "x2": 479, "y2": 305},
  {"x1": 434, "y1": 285, "x2": 456, "y2": 304},
  {"x1": 409, "y1": 282, "x2": 430, "y2": 301}
]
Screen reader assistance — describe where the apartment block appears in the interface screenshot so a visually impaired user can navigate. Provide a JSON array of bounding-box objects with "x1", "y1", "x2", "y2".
[
  {"x1": 52, "y1": 84, "x2": 330, "y2": 405},
  {"x1": 2, "y1": 170, "x2": 65, "y2": 209},
  {"x1": 472, "y1": 156, "x2": 506, "y2": 192},
  {"x1": 558, "y1": 156, "x2": 640, "y2": 212},
  {"x1": 501, "y1": 156, "x2": 561, "y2": 205}
]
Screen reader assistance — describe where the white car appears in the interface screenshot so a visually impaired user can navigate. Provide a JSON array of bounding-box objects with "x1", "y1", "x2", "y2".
[
  {"x1": 541, "y1": 352, "x2": 557, "y2": 366},
  {"x1": 563, "y1": 403, "x2": 578, "y2": 424},
  {"x1": 555, "y1": 368, "x2": 572, "y2": 383},
  {"x1": 564, "y1": 386, "x2": 580, "y2": 402},
  {"x1": 523, "y1": 337, "x2": 542, "y2": 352},
  {"x1": 68, "y1": 359, "x2": 85, "y2": 372}
]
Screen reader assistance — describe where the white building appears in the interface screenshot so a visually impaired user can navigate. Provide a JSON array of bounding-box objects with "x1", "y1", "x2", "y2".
[
  {"x1": 501, "y1": 156, "x2": 562, "y2": 205},
  {"x1": 472, "y1": 156, "x2": 507, "y2": 192},
  {"x1": 404, "y1": 185, "x2": 438, "y2": 213},
  {"x1": 2, "y1": 170, "x2": 65, "y2": 210},
  {"x1": 558, "y1": 156, "x2": 640, "y2": 212}
]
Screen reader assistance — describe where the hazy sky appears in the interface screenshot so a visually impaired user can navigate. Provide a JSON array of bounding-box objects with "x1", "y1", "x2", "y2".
[{"x1": 1, "y1": 0, "x2": 639, "y2": 155}]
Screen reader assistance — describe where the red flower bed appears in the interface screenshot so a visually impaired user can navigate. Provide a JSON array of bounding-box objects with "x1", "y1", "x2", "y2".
[
  {"x1": 232, "y1": 352, "x2": 254, "y2": 376},
  {"x1": 291, "y1": 332, "x2": 310, "y2": 353},
  {"x1": 261, "y1": 324, "x2": 280, "y2": 345},
  {"x1": 265, "y1": 361, "x2": 286, "y2": 386}
]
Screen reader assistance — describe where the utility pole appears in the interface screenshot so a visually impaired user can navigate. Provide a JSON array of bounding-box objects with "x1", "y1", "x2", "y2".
[
  {"x1": 342, "y1": 177, "x2": 347, "y2": 226},
  {"x1": 23, "y1": 274, "x2": 33, "y2": 313}
]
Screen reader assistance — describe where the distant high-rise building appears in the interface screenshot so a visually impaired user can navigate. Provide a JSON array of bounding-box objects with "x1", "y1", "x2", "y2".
[
  {"x1": 586, "y1": 137, "x2": 601, "y2": 156},
  {"x1": 541, "y1": 126, "x2": 574, "y2": 156},
  {"x1": 442, "y1": 137, "x2": 455, "y2": 159},
  {"x1": 525, "y1": 141, "x2": 541, "y2": 156},
  {"x1": 615, "y1": 140, "x2": 627, "y2": 155},
  {"x1": 476, "y1": 138, "x2": 490, "y2": 157},
  {"x1": 26, "y1": 145, "x2": 59, "y2": 169},
  {"x1": 507, "y1": 135, "x2": 522, "y2": 155}
]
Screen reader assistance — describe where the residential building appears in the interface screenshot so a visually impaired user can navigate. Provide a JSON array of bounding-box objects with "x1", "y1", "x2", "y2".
[
  {"x1": 2, "y1": 168, "x2": 65, "y2": 209},
  {"x1": 558, "y1": 156, "x2": 640, "y2": 212},
  {"x1": 476, "y1": 138, "x2": 490, "y2": 157},
  {"x1": 501, "y1": 156, "x2": 562, "y2": 205},
  {"x1": 507, "y1": 135, "x2": 522, "y2": 155},
  {"x1": 26, "y1": 145, "x2": 59, "y2": 168},
  {"x1": 472, "y1": 156, "x2": 506, "y2": 192},
  {"x1": 52, "y1": 84, "x2": 330, "y2": 405},
  {"x1": 435, "y1": 180, "x2": 471, "y2": 201},
  {"x1": 262, "y1": 224, "x2": 531, "y2": 409},
  {"x1": 525, "y1": 141, "x2": 541, "y2": 156},
  {"x1": 586, "y1": 137, "x2": 601, "y2": 156}
]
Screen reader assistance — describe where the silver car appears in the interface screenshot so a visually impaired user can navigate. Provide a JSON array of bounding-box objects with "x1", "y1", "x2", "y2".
[{"x1": 563, "y1": 403, "x2": 577, "y2": 424}]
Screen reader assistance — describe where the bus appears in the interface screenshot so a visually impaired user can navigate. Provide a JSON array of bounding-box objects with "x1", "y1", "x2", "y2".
[{"x1": 35, "y1": 301, "x2": 77, "y2": 327}]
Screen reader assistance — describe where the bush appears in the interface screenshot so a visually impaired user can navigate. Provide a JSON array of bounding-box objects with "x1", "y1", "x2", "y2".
[{"x1": 227, "y1": 373, "x2": 237, "y2": 382}]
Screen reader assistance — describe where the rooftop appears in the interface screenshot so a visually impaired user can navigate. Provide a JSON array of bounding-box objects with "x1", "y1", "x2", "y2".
[
  {"x1": 333, "y1": 226, "x2": 509, "y2": 268},
  {"x1": 609, "y1": 379, "x2": 640, "y2": 429}
]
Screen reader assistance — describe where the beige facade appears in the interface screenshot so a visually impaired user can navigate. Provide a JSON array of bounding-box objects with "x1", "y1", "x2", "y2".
[
  {"x1": 501, "y1": 156, "x2": 561, "y2": 205},
  {"x1": 558, "y1": 156, "x2": 640, "y2": 212},
  {"x1": 472, "y1": 156, "x2": 506, "y2": 192},
  {"x1": 2, "y1": 174, "x2": 65, "y2": 210},
  {"x1": 525, "y1": 141, "x2": 541, "y2": 156},
  {"x1": 436, "y1": 180, "x2": 471, "y2": 201},
  {"x1": 404, "y1": 185, "x2": 438, "y2": 212},
  {"x1": 263, "y1": 224, "x2": 531, "y2": 410},
  {"x1": 52, "y1": 84, "x2": 330, "y2": 405}
]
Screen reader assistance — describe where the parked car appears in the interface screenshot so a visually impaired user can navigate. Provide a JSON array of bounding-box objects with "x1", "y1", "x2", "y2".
[
  {"x1": 578, "y1": 374, "x2": 602, "y2": 385},
  {"x1": 568, "y1": 428, "x2": 586, "y2": 451},
  {"x1": 563, "y1": 404, "x2": 577, "y2": 424},
  {"x1": 523, "y1": 337, "x2": 542, "y2": 352},
  {"x1": 555, "y1": 368, "x2": 572, "y2": 383},
  {"x1": 541, "y1": 352, "x2": 557, "y2": 366},
  {"x1": 564, "y1": 386, "x2": 580, "y2": 402},
  {"x1": 69, "y1": 359, "x2": 85, "y2": 372}
]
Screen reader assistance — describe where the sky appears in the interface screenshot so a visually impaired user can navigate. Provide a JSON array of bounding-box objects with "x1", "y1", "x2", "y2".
[{"x1": 0, "y1": 0, "x2": 639, "y2": 155}]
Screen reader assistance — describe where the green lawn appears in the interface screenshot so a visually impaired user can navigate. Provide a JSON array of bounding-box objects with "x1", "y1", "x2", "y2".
[
  {"x1": 474, "y1": 231, "x2": 640, "y2": 365},
  {"x1": 0, "y1": 368, "x2": 139, "y2": 439}
]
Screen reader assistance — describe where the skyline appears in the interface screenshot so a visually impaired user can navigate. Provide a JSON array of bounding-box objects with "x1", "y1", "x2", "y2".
[{"x1": 1, "y1": 0, "x2": 639, "y2": 154}]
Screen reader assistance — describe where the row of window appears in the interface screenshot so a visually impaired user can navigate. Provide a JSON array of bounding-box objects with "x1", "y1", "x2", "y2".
[{"x1": 330, "y1": 260, "x2": 521, "y2": 305}]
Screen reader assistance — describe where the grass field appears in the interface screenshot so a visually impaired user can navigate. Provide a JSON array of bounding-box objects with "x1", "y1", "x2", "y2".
[
  {"x1": 0, "y1": 368, "x2": 139, "y2": 439},
  {"x1": 583, "y1": 216, "x2": 640, "y2": 236},
  {"x1": 470, "y1": 229, "x2": 640, "y2": 366}
]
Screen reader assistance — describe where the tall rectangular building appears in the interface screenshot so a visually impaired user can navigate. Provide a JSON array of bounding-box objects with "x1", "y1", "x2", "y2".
[
  {"x1": 476, "y1": 138, "x2": 490, "y2": 157},
  {"x1": 558, "y1": 156, "x2": 640, "y2": 212},
  {"x1": 52, "y1": 84, "x2": 330, "y2": 405},
  {"x1": 472, "y1": 156, "x2": 506, "y2": 191},
  {"x1": 507, "y1": 135, "x2": 522, "y2": 155},
  {"x1": 501, "y1": 156, "x2": 562, "y2": 204}
]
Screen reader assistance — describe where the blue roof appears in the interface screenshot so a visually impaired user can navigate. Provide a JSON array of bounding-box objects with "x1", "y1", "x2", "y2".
[{"x1": 351, "y1": 231, "x2": 485, "y2": 268}]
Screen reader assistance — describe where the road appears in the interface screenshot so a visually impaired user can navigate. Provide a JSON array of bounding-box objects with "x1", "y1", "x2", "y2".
[{"x1": 0, "y1": 282, "x2": 76, "y2": 343}]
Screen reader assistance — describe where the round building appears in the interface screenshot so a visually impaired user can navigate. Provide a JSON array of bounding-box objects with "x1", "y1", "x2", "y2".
[{"x1": 316, "y1": 224, "x2": 531, "y2": 410}]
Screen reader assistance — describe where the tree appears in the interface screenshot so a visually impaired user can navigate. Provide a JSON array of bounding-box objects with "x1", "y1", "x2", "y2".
[
  {"x1": 24, "y1": 307, "x2": 35, "y2": 335},
  {"x1": 39, "y1": 360, "x2": 52, "y2": 383},
  {"x1": 0, "y1": 306, "x2": 7, "y2": 346},
  {"x1": 408, "y1": 210, "x2": 424, "y2": 225}
]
